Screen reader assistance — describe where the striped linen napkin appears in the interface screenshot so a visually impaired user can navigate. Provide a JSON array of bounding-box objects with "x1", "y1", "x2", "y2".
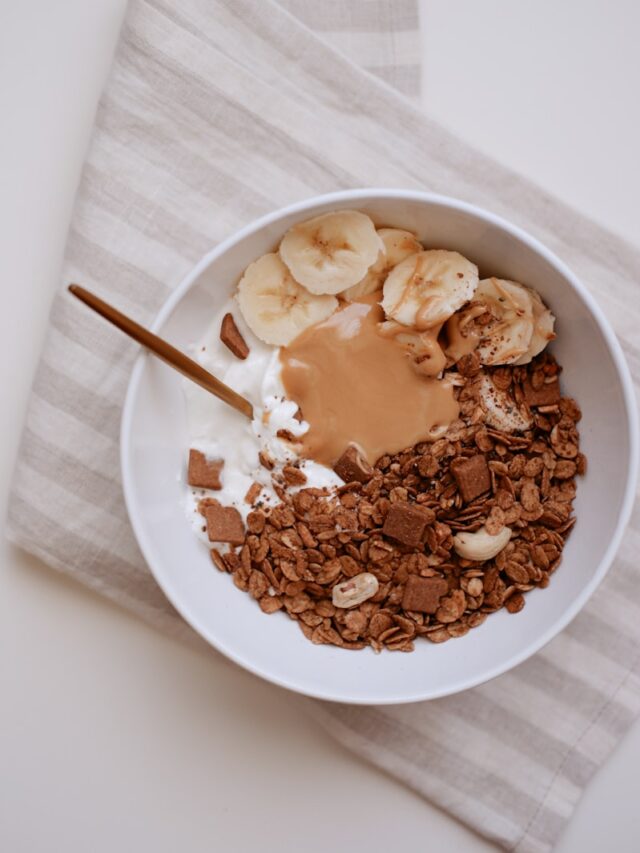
[{"x1": 7, "y1": 1, "x2": 640, "y2": 850}]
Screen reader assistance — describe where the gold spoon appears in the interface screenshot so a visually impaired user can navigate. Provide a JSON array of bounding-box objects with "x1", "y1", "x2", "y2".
[{"x1": 68, "y1": 284, "x2": 254, "y2": 420}]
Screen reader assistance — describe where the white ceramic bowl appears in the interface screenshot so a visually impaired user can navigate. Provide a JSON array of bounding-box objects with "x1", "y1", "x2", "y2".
[{"x1": 121, "y1": 189, "x2": 638, "y2": 704}]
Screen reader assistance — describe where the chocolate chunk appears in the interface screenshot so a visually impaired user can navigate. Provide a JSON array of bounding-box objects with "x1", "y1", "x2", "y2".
[
  {"x1": 333, "y1": 444, "x2": 373, "y2": 484},
  {"x1": 382, "y1": 502, "x2": 432, "y2": 548},
  {"x1": 450, "y1": 454, "x2": 490, "y2": 503},
  {"x1": 220, "y1": 312, "x2": 249, "y2": 359},
  {"x1": 187, "y1": 449, "x2": 224, "y2": 490},
  {"x1": 522, "y1": 377, "x2": 561, "y2": 407},
  {"x1": 204, "y1": 503, "x2": 245, "y2": 545},
  {"x1": 401, "y1": 575, "x2": 449, "y2": 614}
]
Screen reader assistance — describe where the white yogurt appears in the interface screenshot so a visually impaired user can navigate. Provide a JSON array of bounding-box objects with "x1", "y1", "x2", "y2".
[{"x1": 183, "y1": 296, "x2": 340, "y2": 538}]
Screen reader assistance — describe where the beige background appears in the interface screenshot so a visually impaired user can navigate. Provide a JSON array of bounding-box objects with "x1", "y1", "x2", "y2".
[{"x1": 1, "y1": 1, "x2": 639, "y2": 850}]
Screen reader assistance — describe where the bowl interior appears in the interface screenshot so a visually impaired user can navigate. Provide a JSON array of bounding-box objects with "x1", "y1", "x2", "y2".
[{"x1": 122, "y1": 191, "x2": 635, "y2": 703}]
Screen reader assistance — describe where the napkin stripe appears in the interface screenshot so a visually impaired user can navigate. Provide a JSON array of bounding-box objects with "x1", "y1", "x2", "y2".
[
  {"x1": 82, "y1": 166, "x2": 214, "y2": 260},
  {"x1": 8, "y1": 496, "x2": 179, "y2": 621},
  {"x1": 7, "y1": 2, "x2": 640, "y2": 852},
  {"x1": 441, "y1": 692, "x2": 598, "y2": 779},
  {"x1": 276, "y1": 0, "x2": 419, "y2": 31},
  {"x1": 307, "y1": 702, "x2": 568, "y2": 847},
  {"x1": 67, "y1": 231, "x2": 170, "y2": 313},
  {"x1": 274, "y1": 0, "x2": 421, "y2": 95},
  {"x1": 49, "y1": 299, "x2": 132, "y2": 363},
  {"x1": 21, "y1": 430, "x2": 128, "y2": 521},
  {"x1": 118, "y1": 41, "x2": 366, "y2": 189},
  {"x1": 34, "y1": 365, "x2": 124, "y2": 435}
]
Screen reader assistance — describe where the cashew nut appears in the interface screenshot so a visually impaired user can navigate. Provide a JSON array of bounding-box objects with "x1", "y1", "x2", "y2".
[
  {"x1": 452, "y1": 525, "x2": 512, "y2": 561},
  {"x1": 332, "y1": 573, "x2": 379, "y2": 608}
]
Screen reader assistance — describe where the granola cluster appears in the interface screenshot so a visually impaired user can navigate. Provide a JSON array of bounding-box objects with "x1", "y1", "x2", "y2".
[{"x1": 201, "y1": 352, "x2": 583, "y2": 652}]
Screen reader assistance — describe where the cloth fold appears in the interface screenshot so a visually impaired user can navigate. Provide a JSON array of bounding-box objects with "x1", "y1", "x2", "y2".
[{"x1": 7, "y1": 2, "x2": 640, "y2": 851}]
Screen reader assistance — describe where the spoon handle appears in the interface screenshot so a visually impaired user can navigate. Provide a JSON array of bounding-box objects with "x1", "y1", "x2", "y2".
[{"x1": 68, "y1": 284, "x2": 254, "y2": 421}]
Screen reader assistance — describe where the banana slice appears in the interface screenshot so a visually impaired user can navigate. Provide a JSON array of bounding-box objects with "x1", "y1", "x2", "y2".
[
  {"x1": 237, "y1": 253, "x2": 338, "y2": 346},
  {"x1": 279, "y1": 210, "x2": 383, "y2": 295},
  {"x1": 478, "y1": 373, "x2": 532, "y2": 433},
  {"x1": 513, "y1": 289, "x2": 556, "y2": 364},
  {"x1": 474, "y1": 278, "x2": 534, "y2": 365},
  {"x1": 381, "y1": 250, "x2": 479, "y2": 329},
  {"x1": 343, "y1": 228, "x2": 423, "y2": 300}
]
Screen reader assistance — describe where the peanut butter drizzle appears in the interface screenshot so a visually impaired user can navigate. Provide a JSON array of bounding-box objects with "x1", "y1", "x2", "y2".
[
  {"x1": 415, "y1": 297, "x2": 440, "y2": 330},
  {"x1": 444, "y1": 303, "x2": 485, "y2": 362},
  {"x1": 279, "y1": 295, "x2": 459, "y2": 467},
  {"x1": 378, "y1": 318, "x2": 446, "y2": 377},
  {"x1": 413, "y1": 329, "x2": 447, "y2": 376}
]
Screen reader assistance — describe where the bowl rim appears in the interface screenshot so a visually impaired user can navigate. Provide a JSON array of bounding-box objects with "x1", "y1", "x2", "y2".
[{"x1": 121, "y1": 187, "x2": 639, "y2": 704}]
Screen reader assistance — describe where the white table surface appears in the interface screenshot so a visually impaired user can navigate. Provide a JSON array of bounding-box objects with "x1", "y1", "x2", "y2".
[{"x1": 2, "y1": 2, "x2": 639, "y2": 851}]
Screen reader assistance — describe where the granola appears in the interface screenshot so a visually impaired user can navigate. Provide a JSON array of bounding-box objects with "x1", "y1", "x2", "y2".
[{"x1": 202, "y1": 351, "x2": 583, "y2": 652}]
